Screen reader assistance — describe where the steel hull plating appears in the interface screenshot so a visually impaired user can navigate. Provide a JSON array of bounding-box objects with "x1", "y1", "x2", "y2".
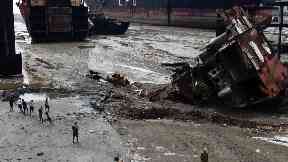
[
  {"x1": 85, "y1": 0, "x2": 268, "y2": 29},
  {"x1": 18, "y1": 0, "x2": 89, "y2": 42}
]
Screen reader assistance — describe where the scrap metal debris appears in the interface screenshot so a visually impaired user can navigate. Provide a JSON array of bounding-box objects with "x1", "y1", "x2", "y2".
[
  {"x1": 165, "y1": 7, "x2": 288, "y2": 107},
  {"x1": 107, "y1": 73, "x2": 130, "y2": 87},
  {"x1": 87, "y1": 70, "x2": 130, "y2": 87}
]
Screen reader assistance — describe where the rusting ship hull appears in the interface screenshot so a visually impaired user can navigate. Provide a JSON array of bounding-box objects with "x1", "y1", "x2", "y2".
[
  {"x1": 18, "y1": 0, "x2": 89, "y2": 42},
  {"x1": 168, "y1": 7, "x2": 288, "y2": 108}
]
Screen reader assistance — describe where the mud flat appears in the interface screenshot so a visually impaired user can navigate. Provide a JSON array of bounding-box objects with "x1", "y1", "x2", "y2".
[
  {"x1": 5, "y1": 15, "x2": 288, "y2": 161},
  {"x1": 0, "y1": 96, "x2": 128, "y2": 162},
  {"x1": 106, "y1": 85, "x2": 288, "y2": 162}
]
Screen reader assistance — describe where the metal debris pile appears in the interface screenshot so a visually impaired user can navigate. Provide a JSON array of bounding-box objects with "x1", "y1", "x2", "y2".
[
  {"x1": 87, "y1": 70, "x2": 130, "y2": 87},
  {"x1": 165, "y1": 7, "x2": 288, "y2": 107},
  {"x1": 107, "y1": 73, "x2": 130, "y2": 87}
]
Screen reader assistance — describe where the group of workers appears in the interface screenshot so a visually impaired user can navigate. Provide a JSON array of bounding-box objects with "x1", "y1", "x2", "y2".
[
  {"x1": 8, "y1": 94, "x2": 207, "y2": 161},
  {"x1": 9, "y1": 96, "x2": 52, "y2": 124},
  {"x1": 8, "y1": 95, "x2": 80, "y2": 145}
]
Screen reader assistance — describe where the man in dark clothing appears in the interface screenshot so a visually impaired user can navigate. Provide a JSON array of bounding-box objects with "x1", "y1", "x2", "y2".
[
  {"x1": 45, "y1": 110, "x2": 52, "y2": 123},
  {"x1": 45, "y1": 97, "x2": 50, "y2": 112},
  {"x1": 22, "y1": 99, "x2": 27, "y2": 115},
  {"x1": 17, "y1": 98, "x2": 22, "y2": 113},
  {"x1": 200, "y1": 148, "x2": 208, "y2": 162},
  {"x1": 114, "y1": 157, "x2": 123, "y2": 162},
  {"x1": 72, "y1": 122, "x2": 79, "y2": 144},
  {"x1": 29, "y1": 100, "x2": 34, "y2": 116},
  {"x1": 38, "y1": 106, "x2": 43, "y2": 123},
  {"x1": 114, "y1": 157, "x2": 119, "y2": 162},
  {"x1": 9, "y1": 97, "x2": 14, "y2": 112}
]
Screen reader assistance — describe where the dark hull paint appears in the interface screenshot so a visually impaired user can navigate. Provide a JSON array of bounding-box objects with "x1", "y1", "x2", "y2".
[
  {"x1": 18, "y1": 1, "x2": 89, "y2": 42},
  {"x1": 89, "y1": 16, "x2": 130, "y2": 35},
  {"x1": 0, "y1": 0, "x2": 22, "y2": 76}
]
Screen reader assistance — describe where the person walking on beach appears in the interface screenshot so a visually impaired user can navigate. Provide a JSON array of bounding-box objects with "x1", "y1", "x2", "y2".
[
  {"x1": 45, "y1": 110, "x2": 52, "y2": 124},
  {"x1": 9, "y1": 96, "x2": 14, "y2": 112},
  {"x1": 29, "y1": 100, "x2": 34, "y2": 116},
  {"x1": 200, "y1": 147, "x2": 208, "y2": 162},
  {"x1": 45, "y1": 97, "x2": 50, "y2": 112},
  {"x1": 17, "y1": 98, "x2": 23, "y2": 113},
  {"x1": 114, "y1": 157, "x2": 124, "y2": 162},
  {"x1": 72, "y1": 122, "x2": 79, "y2": 144},
  {"x1": 38, "y1": 106, "x2": 43, "y2": 123},
  {"x1": 22, "y1": 99, "x2": 28, "y2": 115}
]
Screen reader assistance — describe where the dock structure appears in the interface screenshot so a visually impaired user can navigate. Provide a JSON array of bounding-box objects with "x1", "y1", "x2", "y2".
[{"x1": 0, "y1": 0, "x2": 22, "y2": 76}]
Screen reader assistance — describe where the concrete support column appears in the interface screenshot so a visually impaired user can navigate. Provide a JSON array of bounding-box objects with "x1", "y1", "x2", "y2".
[
  {"x1": 0, "y1": 0, "x2": 22, "y2": 76},
  {"x1": 0, "y1": 0, "x2": 16, "y2": 57}
]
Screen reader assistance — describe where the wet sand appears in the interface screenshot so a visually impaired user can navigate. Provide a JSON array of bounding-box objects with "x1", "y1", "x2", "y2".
[
  {"x1": 0, "y1": 97, "x2": 127, "y2": 162},
  {"x1": 0, "y1": 9, "x2": 287, "y2": 161}
]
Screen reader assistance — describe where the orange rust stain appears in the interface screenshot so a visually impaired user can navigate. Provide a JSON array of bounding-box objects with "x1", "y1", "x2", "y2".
[{"x1": 259, "y1": 56, "x2": 288, "y2": 96}]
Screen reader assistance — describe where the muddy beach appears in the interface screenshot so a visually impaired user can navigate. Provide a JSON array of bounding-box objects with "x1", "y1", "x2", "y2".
[{"x1": 0, "y1": 9, "x2": 288, "y2": 161}]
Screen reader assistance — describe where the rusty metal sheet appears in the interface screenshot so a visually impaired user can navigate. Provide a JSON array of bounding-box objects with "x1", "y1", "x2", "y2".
[
  {"x1": 48, "y1": 15, "x2": 72, "y2": 32},
  {"x1": 166, "y1": 6, "x2": 288, "y2": 107},
  {"x1": 224, "y1": 6, "x2": 288, "y2": 97}
]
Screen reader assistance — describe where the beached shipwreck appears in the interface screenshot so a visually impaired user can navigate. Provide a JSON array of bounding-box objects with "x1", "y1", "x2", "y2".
[{"x1": 168, "y1": 7, "x2": 288, "y2": 107}]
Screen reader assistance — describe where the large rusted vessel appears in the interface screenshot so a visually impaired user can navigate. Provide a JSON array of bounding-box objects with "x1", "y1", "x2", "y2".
[
  {"x1": 17, "y1": 0, "x2": 89, "y2": 42},
  {"x1": 168, "y1": 6, "x2": 288, "y2": 108}
]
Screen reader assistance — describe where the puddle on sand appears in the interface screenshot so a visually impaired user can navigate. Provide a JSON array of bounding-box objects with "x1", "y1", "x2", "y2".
[
  {"x1": 19, "y1": 93, "x2": 47, "y2": 102},
  {"x1": 56, "y1": 96, "x2": 95, "y2": 114},
  {"x1": 253, "y1": 136, "x2": 288, "y2": 147},
  {"x1": 88, "y1": 45, "x2": 171, "y2": 84},
  {"x1": 22, "y1": 68, "x2": 29, "y2": 85},
  {"x1": 79, "y1": 107, "x2": 95, "y2": 113},
  {"x1": 19, "y1": 95, "x2": 95, "y2": 114}
]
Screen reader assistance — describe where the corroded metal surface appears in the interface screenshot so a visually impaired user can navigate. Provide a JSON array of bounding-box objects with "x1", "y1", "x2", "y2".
[{"x1": 171, "y1": 7, "x2": 288, "y2": 107}]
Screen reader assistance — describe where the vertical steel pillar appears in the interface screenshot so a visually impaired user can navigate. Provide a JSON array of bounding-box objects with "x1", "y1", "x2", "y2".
[
  {"x1": 0, "y1": 0, "x2": 22, "y2": 76},
  {"x1": 0, "y1": 0, "x2": 16, "y2": 57},
  {"x1": 167, "y1": 0, "x2": 171, "y2": 26},
  {"x1": 278, "y1": 5, "x2": 284, "y2": 56}
]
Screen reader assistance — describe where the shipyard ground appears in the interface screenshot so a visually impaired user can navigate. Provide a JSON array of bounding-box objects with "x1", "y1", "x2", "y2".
[{"x1": 1, "y1": 14, "x2": 288, "y2": 161}]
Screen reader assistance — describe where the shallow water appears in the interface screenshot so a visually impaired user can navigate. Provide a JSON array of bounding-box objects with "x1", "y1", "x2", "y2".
[
  {"x1": 13, "y1": 10, "x2": 214, "y2": 87},
  {"x1": 253, "y1": 136, "x2": 288, "y2": 147},
  {"x1": 19, "y1": 93, "x2": 47, "y2": 102}
]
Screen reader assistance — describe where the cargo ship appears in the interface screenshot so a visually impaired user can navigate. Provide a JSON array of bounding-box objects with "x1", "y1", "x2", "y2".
[
  {"x1": 85, "y1": 0, "x2": 273, "y2": 29},
  {"x1": 17, "y1": 0, "x2": 89, "y2": 42}
]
